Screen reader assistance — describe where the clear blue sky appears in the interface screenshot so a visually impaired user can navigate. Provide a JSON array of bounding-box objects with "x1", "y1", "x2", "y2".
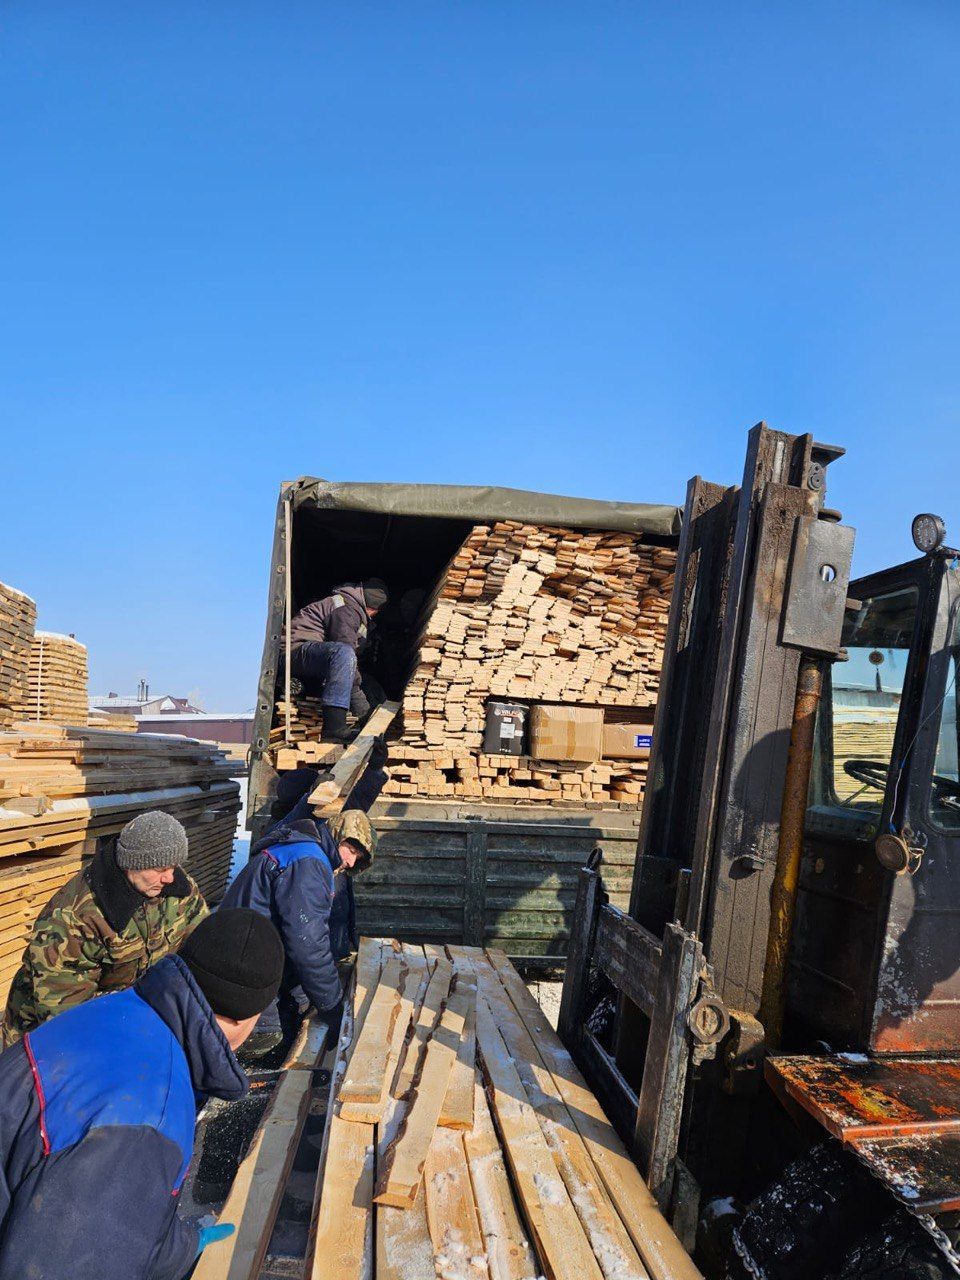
[{"x1": 3, "y1": 3, "x2": 959, "y2": 710}]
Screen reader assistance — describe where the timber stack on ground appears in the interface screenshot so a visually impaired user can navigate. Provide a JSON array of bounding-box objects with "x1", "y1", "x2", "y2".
[
  {"x1": 0, "y1": 724, "x2": 241, "y2": 1007},
  {"x1": 384, "y1": 521, "x2": 674, "y2": 806},
  {"x1": 16, "y1": 630, "x2": 89, "y2": 726},
  {"x1": 197, "y1": 937, "x2": 702, "y2": 1280},
  {"x1": 0, "y1": 583, "x2": 36, "y2": 732}
]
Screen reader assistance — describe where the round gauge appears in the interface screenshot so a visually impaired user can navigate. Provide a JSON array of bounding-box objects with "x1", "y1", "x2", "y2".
[{"x1": 912, "y1": 512, "x2": 946, "y2": 554}]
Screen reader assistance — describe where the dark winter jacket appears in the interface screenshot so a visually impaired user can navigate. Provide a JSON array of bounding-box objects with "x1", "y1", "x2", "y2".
[
  {"x1": 286, "y1": 584, "x2": 371, "y2": 658},
  {"x1": 0, "y1": 955, "x2": 246, "y2": 1280},
  {"x1": 220, "y1": 820, "x2": 345, "y2": 1016},
  {"x1": 257, "y1": 763, "x2": 386, "y2": 964},
  {"x1": 2, "y1": 841, "x2": 208, "y2": 1046}
]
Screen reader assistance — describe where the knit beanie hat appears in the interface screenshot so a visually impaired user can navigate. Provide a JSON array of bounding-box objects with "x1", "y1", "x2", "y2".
[
  {"x1": 116, "y1": 811, "x2": 189, "y2": 871},
  {"x1": 362, "y1": 578, "x2": 389, "y2": 610},
  {"x1": 179, "y1": 909, "x2": 284, "y2": 1020}
]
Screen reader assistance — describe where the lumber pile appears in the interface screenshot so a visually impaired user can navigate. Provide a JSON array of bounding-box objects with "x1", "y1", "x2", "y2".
[
  {"x1": 384, "y1": 521, "x2": 673, "y2": 806},
  {"x1": 307, "y1": 938, "x2": 702, "y2": 1280},
  {"x1": 0, "y1": 725, "x2": 241, "y2": 1007},
  {"x1": 15, "y1": 631, "x2": 89, "y2": 726},
  {"x1": 0, "y1": 583, "x2": 37, "y2": 732},
  {"x1": 270, "y1": 522, "x2": 674, "y2": 806},
  {"x1": 87, "y1": 707, "x2": 140, "y2": 732}
]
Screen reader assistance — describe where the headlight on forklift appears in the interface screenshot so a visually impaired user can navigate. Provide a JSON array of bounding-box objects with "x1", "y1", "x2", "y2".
[{"x1": 911, "y1": 512, "x2": 947, "y2": 554}]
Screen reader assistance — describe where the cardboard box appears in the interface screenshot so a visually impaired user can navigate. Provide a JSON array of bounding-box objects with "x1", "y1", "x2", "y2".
[
  {"x1": 602, "y1": 722, "x2": 653, "y2": 760},
  {"x1": 529, "y1": 705, "x2": 603, "y2": 763},
  {"x1": 483, "y1": 702, "x2": 527, "y2": 756}
]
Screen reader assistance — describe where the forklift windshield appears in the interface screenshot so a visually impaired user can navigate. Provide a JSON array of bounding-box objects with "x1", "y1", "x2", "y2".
[
  {"x1": 808, "y1": 582, "x2": 919, "y2": 838},
  {"x1": 928, "y1": 586, "x2": 960, "y2": 828}
]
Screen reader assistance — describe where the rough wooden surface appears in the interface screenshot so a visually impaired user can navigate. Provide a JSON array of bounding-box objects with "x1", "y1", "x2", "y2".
[{"x1": 308, "y1": 701, "x2": 400, "y2": 814}]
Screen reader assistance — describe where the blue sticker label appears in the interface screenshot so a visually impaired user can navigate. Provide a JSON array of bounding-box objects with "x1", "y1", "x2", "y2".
[{"x1": 634, "y1": 734, "x2": 653, "y2": 748}]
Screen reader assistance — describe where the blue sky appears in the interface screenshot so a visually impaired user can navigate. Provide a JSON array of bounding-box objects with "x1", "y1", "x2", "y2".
[{"x1": 2, "y1": 3, "x2": 959, "y2": 709}]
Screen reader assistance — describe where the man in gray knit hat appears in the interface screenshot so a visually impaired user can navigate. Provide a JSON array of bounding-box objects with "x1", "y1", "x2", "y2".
[{"x1": 1, "y1": 810, "x2": 208, "y2": 1045}]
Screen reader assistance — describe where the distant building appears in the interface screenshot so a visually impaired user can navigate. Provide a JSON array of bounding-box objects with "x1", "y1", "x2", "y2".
[
  {"x1": 90, "y1": 692, "x2": 204, "y2": 717},
  {"x1": 135, "y1": 712, "x2": 253, "y2": 747}
]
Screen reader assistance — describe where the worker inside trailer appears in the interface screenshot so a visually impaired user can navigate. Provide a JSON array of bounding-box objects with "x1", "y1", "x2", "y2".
[
  {"x1": 283, "y1": 577, "x2": 389, "y2": 743},
  {"x1": 220, "y1": 779, "x2": 380, "y2": 1058},
  {"x1": 1, "y1": 810, "x2": 208, "y2": 1048},
  {"x1": 0, "y1": 908, "x2": 284, "y2": 1280}
]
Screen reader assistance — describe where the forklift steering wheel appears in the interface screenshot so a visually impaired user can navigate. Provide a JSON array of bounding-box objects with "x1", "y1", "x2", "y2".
[
  {"x1": 843, "y1": 757, "x2": 960, "y2": 799},
  {"x1": 842, "y1": 759, "x2": 889, "y2": 792}
]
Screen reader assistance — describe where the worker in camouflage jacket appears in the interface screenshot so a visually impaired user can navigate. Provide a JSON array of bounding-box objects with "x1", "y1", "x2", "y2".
[
  {"x1": 1, "y1": 810, "x2": 208, "y2": 1047},
  {"x1": 283, "y1": 577, "x2": 389, "y2": 742}
]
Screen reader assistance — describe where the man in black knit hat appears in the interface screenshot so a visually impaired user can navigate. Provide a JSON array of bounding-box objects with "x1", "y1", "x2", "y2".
[
  {"x1": 282, "y1": 577, "x2": 389, "y2": 742},
  {"x1": 0, "y1": 909, "x2": 284, "y2": 1280}
]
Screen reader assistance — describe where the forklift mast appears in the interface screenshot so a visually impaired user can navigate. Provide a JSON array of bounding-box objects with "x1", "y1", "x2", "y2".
[{"x1": 560, "y1": 422, "x2": 960, "y2": 1243}]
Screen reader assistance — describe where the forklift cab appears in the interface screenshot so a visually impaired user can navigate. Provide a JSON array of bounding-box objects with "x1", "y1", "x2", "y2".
[{"x1": 789, "y1": 544, "x2": 960, "y2": 1056}]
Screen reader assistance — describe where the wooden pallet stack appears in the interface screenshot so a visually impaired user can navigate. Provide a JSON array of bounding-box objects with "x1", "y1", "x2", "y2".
[
  {"x1": 0, "y1": 583, "x2": 37, "y2": 732},
  {"x1": 256, "y1": 937, "x2": 701, "y2": 1280},
  {"x1": 382, "y1": 521, "x2": 674, "y2": 806},
  {"x1": 16, "y1": 631, "x2": 89, "y2": 726},
  {"x1": 0, "y1": 725, "x2": 241, "y2": 1007}
]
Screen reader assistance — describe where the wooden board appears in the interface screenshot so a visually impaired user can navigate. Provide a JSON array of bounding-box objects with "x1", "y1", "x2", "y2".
[
  {"x1": 374, "y1": 978, "x2": 470, "y2": 1208},
  {"x1": 486, "y1": 949, "x2": 703, "y2": 1280},
  {"x1": 476, "y1": 996, "x2": 604, "y2": 1280},
  {"x1": 193, "y1": 1070, "x2": 312, "y2": 1280},
  {"x1": 339, "y1": 952, "x2": 406, "y2": 1106},
  {"x1": 376, "y1": 1097, "x2": 436, "y2": 1280},
  {"x1": 463, "y1": 1077, "x2": 538, "y2": 1280},
  {"x1": 393, "y1": 954, "x2": 453, "y2": 1101},
  {"x1": 439, "y1": 959, "x2": 477, "y2": 1130},
  {"x1": 424, "y1": 1125, "x2": 490, "y2": 1278},
  {"x1": 308, "y1": 701, "x2": 401, "y2": 814}
]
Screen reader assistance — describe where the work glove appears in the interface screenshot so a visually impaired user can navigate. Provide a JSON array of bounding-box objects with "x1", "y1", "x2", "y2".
[
  {"x1": 320, "y1": 999, "x2": 345, "y2": 1035},
  {"x1": 368, "y1": 734, "x2": 389, "y2": 770},
  {"x1": 350, "y1": 688, "x2": 371, "y2": 719},
  {"x1": 196, "y1": 1223, "x2": 235, "y2": 1257}
]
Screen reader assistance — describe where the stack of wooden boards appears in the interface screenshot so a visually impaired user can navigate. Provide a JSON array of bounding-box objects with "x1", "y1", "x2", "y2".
[
  {"x1": 0, "y1": 583, "x2": 37, "y2": 732},
  {"x1": 16, "y1": 631, "x2": 89, "y2": 726},
  {"x1": 0, "y1": 724, "x2": 241, "y2": 1007},
  {"x1": 87, "y1": 708, "x2": 140, "y2": 732},
  {"x1": 384, "y1": 521, "x2": 674, "y2": 806},
  {"x1": 304, "y1": 938, "x2": 701, "y2": 1280}
]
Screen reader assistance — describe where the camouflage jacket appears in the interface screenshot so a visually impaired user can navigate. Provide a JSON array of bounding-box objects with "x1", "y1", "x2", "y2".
[{"x1": 1, "y1": 842, "x2": 208, "y2": 1046}]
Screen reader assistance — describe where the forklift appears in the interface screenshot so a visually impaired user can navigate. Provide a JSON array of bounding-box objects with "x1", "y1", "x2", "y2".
[{"x1": 558, "y1": 424, "x2": 960, "y2": 1277}]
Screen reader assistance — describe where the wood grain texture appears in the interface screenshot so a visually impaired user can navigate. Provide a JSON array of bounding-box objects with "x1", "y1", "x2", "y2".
[
  {"x1": 339, "y1": 952, "x2": 406, "y2": 1106},
  {"x1": 376, "y1": 1097, "x2": 436, "y2": 1280},
  {"x1": 425, "y1": 1125, "x2": 490, "y2": 1279},
  {"x1": 393, "y1": 955, "x2": 453, "y2": 1101},
  {"x1": 193, "y1": 1071, "x2": 312, "y2": 1280},
  {"x1": 476, "y1": 997, "x2": 603, "y2": 1280},
  {"x1": 308, "y1": 701, "x2": 400, "y2": 814},
  {"x1": 463, "y1": 1077, "x2": 539, "y2": 1280}
]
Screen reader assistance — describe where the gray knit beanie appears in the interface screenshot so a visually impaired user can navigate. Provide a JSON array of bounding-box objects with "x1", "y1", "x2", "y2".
[{"x1": 116, "y1": 811, "x2": 189, "y2": 871}]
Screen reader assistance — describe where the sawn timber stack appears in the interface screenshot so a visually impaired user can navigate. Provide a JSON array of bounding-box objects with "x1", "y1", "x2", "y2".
[{"x1": 299, "y1": 938, "x2": 702, "y2": 1280}]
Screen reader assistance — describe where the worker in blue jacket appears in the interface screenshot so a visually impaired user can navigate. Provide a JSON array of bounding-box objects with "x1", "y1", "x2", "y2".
[
  {"x1": 0, "y1": 907, "x2": 284, "y2": 1280},
  {"x1": 221, "y1": 802, "x2": 378, "y2": 1053}
]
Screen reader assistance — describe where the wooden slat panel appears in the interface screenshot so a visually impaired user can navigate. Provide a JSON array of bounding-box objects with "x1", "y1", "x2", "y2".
[{"x1": 595, "y1": 903, "x2": 663, "y2": 1018}]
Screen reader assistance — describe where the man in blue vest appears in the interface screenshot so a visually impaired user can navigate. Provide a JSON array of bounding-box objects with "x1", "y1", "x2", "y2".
[
  {"x1": 0, "y1": 907, "x2": 284, "y2": 1280},
  {"x1": 221, "y1": 806, "x2": 378, "y2": 1053}
]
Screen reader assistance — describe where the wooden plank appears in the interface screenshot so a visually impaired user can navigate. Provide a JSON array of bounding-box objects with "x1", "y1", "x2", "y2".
[
  {"x1": 475, "y1": 997, "x2": 604, "y2": 1280},
  {"x1": 306, "y1": 947, "x2": 384, "y2": 1280},
  {"x1": 193, "y1": 1070, "x2": 312, "y2": 1280},
  {"x1": 476, "y1": 963, "x2": 649, "y2": 1279},
  {"x1": 557, "y1": 865, "x2": 603, "y2": 1046},
  {"x1": 308, "y1": 701, "x2": 400, "y2": 814},
  {"x1": 377, "y1": 1097, "x2": 436, "y2": 1280},
  {"x1": 338, "y1": 951, "x2": 406, "y2": 1106},
  {"x1": 463, "y1": 819, "x2": 487, "y2": 945},
  {"x1": 375, "y1": 978, "x2": 469, "y2": 1209},
  {"x1": 486, "y1": 949, "x2": 703, "y2": 1280},
  {"x1": 440, "y1": 953, "x2": 477, "y2": 1130},
  {"x1": 463, "y1": 1076, "x2": 539, "y2": 1280},
  {"x1": 425, "y1": 1125, "x2": 491, "y2": 1278},
  {"x1": 393, "y1": 955, "x2": 453, "y2": 1100},
  {"x1": 282, "y1": 1013, "x2": 332, "y2": 1070},
  {"x1": 594, "y1": 902, "x2": 663, "y2": 1019}
]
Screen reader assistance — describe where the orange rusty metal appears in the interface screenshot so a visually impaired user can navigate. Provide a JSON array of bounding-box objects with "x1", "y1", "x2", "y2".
[{"x1": 767, "y1": 1054, "x2": 960, "y2": 1212}]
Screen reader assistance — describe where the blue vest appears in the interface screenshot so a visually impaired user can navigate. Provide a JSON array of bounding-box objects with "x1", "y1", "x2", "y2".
[
  {"x1": 262, "y1": 839, "x2": 330, "y2": 870},
  {"x1": 24, "y1": 986, "x2": 196, "y2": 1189}
]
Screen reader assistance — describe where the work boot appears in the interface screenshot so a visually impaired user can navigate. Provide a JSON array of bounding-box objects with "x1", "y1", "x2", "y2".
[{"x1": 320, "y1": 705, "x2": 350, "y2": 743}]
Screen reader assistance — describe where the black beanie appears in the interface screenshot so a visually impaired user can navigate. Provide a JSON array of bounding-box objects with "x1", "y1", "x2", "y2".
[
  {"x1": 179, "y1": 909, "x2": 284, "y2": 1021},
  {"x1": 272, "y1": 768, "x2": 319, "y2": 818},
  {"x1": 362, "y1": 577, "x2": 389, "y2": 610}
]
